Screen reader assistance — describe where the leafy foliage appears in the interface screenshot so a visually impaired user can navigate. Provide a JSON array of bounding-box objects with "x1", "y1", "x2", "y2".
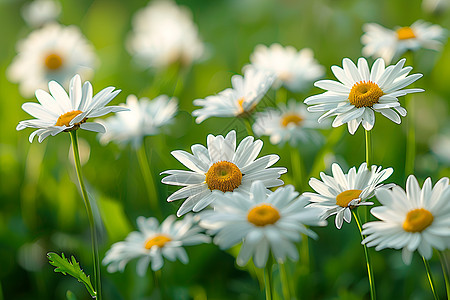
[{"x1": 47, "y1": 252, "x2": 96, "y2": 298}]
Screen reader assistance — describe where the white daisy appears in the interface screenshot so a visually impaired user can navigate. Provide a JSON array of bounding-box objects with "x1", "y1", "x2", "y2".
[
  {"x1": 362, "y1": 175, "x2": 450, "y2": 265},
  {"x1": 127, "y1": 0, "x2": 204, "y2": 69},
  {"x1": 192, "y1": 67, "x2": 275, "y2": 123},
  {"x1": 7, "y1": 23, "x2": 97, "y2": 98},
  {"x1": 303, "y1": 162, "x2": 394, "y2": 229},
  {"x1": 252, "y1": 99, "x2": 325, "y2": 146},
  {"x1": 17, "y1": 74, "x2": 127, "y2": 143},
  {"x1": 247, "y1": 43, "x2": 324, "y2": 92},
  {"x1": 199, "y1": 181, "x2": 326, "y2": 268},
  {"x1": 103, "y1": 214, "x2": 210, "y2": 275},
  {"x1": 361, "y1": 21, "x2": 447, "y2": 64},
  {"x1": 160, "y1": 130, "x2": 287, "y2": 216},
  {"x1": 98, "y1": 94, "x2": 178, "y2": 149},
  {"x1": 21, "y1": 0, "x2": 61, "y2": 28},
  {"x1": 304, "y1": 57, "x2": 424, "y2": 135}
]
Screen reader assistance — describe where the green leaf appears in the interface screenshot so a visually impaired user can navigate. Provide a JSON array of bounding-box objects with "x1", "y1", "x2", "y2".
[
  {"x1": 66, "y1": 290, "x2": 78, "y2": 300},
  {"x1": 47, "y1": 252, "x2": 96, "y2": 298}
]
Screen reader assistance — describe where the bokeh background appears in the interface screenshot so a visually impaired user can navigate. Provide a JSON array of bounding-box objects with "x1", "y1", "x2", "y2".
[{"x1": 1, "y1": 0, "x2": 450, "y2": 299}]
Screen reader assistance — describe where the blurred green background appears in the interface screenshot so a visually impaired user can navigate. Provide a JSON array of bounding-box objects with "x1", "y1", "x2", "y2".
[{"x1": 1, "y1": 0, "x2": 449, "y2": 299}]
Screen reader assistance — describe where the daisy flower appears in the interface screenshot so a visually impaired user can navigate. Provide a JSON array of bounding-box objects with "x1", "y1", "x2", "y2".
[
  {"x1": 362, "y1": 175, "x2": 450, "y2": 264},
  {"x1": 127, "y1": 0, "x2": 204, "y2": 69},
  {"x1": 7, "y1": 23, "x2": 97, "y2": 98},
  {"x1": 161, "y1": 130, "x2": 287, "y2": 216},
  {"x1": 304, "y1": 57, "x2": 424, "y2": 134},
  {"x1": 103, "y1": 214, "x2": 210, "y2": 275},
  {"x1": 192, "y1": 67, "x2": 275, "y2": 123},
  {"x1": 199, "y1": 181, "x2": 326, "y2": 268},
  {"x1": 21, "y1": 0, "x2": 61, "y2": 28},
  {"x1": 17, "y1": 74, "x2": 126, "y2": 143},
  {"x1": 98, "y1": 94, "x2": 178, "y2": 149},
  {"x1": 303, "y1": 162, "x2": 394, "y2": 229},
  {"x1": 252, "y1": 99, "x2": 325, "y2": 146},
  {"x1": 248, "y1": 43, "x2": 324, "y2": 92},
  {"x1": 361, "y1": 21, "x2": 446, "y2": 64}
]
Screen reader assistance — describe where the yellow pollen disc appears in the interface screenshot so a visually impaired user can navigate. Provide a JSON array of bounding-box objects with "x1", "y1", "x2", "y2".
[
  {"x1": 396, "y1": 27, "x2": 416, "y2": 40},
  {"x1": 55, "y1": 110, "x2": 83, "y2": 127},
  {"x1": 144, "y1": 235, "x2": 171, "y2": 250},
  {"x1": 205, "y1": 161, "x2": 242, "y2": 192},
  {"x1": 336, "y1": 189, "x2": 362, "y2": 208},
  {"x1": 247, "y1": 204, "x2": 281, "y2": 226},
  {"x1": 348, "y1": 81, "x2": 383, "y2": 108},
  {"x1": 44, "y1": 53, "x2": 64, "y2": 70},
  {"x1": 281, "y1": 113, "x2": 303, "y2": 127},
  {"x1": 402, "y1": 208, "x2": 434, "y2": 232},
  {"x1": 237, "y1": 97, "x2": 245, "y2": 113}
]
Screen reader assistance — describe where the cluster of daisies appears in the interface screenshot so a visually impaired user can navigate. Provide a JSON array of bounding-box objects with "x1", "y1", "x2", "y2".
[{"x1": 12, "y1": 0, "x2": 450, "y2": 297}]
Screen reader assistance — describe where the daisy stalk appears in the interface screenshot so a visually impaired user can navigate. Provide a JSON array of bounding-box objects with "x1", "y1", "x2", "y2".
[
  {"x1": 422, "y1": 256, "x2": 440, "y2": 300},
  {"x1": 290, "y1": 147, "x2": 304, "y2": 190},
  {"x1": 278, "y1": 262, "x2": 292, "y2": 300},
  {"x1": 352, "y1": 210, "x2": 376, "y2": 300},
  {"x1": 70, "y1": 130, "x2": 102, "y2": 300},
  {"x1": 439, "y1": 251, "x2": 450, "y2": 299},
  {"x1": 136, "y1": 142, "x2": 162, "y2": 219},
  {"x1": 264, "y1": 256, "x2": 273, "y2": 300}
]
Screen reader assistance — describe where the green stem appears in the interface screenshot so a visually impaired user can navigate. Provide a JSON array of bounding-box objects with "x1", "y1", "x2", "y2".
[
  {"x1": 243, "y1": 118, "x2": 254, "y2": 136},
  {"x1": 264, "y1": 256, "x2": 273, "y2": 300},
  {"x1": 279, "y1": 262, "x2": 292, "y2": 300},
  {"x1": 365, "y1": 129, "x2": 372, "y2": 169},
  {"x1": 405, "y1": 94, "x2": 415, "y2": 177},
  {"x1": 352, "y1": 210, "x2": 376, "y2": 300},
  {"x1": 300, "y1": 234, "x2": 310, "y2": 274},
  {"x1": 136, "y1": 143, "x2": 162, "y2": 219},
  {"x1": 290, "y1": 147, "x2": 304, "y2": 191},
  {"x1": 439, "y1": 251, "x2": 450, "y2": 300},
  {"x1": 69, "y1": 131, "x2": 101, "y2": 300},
  {"x1": 423, "y1": 256, "x2": 440, "y2": 300},
  {"x1": 276, "y1": 87, "x2": 288, "y2": 104},
  {"x1": 364, "y1": 129, "x2": 372, "y2": 223}
]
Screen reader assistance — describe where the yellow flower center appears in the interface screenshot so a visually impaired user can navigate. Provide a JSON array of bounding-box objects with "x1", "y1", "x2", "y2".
[
  {"x1": 396, "y1": 27, "x2": 416, "y2": 40},
  {"x1": 247, "y1": 204, "x2": 280, "y2": 226},
  {"x1": 336, "y1": 189, "x2": 362, "y2": 208},
  {"x1": 144, "y1": 235, "x2": 171, "y2": 250},
  {"x1": 348, "y1": 81, "x2": 384, "y2": 108},
  {"x1": 44, "y1": 53, "x2": 64, "y2": 70},
  {"x1": 205, "y1": 161, "x2": 242, "y2": 192},
  {"x1": 281, "y1": 113, "x2": 303, "y2": 127},
  {"x1": 55, "y1": 110, "x2": 85, "y2": 128},
  {"x1": 402, "y1": 208, "x2": 434, "y2": 232}
]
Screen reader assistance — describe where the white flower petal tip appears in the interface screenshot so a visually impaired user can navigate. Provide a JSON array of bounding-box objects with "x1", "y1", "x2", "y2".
[
  {"x1": 97, "y1": 95, "x2": 178, "y2": 148},
  {"x1": 161, "y1": 130, "x2": 287, "y2": 215},
  {"x1": 17, "y1": 74, "x2": 123, "y2": 142},
  {"x1": 198, "y1": 182, "x2": 325, "y2": 268},
  {"x1": 103, "y1": 215, "x2": 209, "y2": 274},
  {"x1": 305, "y1": 162, "x2": 394, "y2": 229},
  {"x1": 363, "y1": 175, "x2": 450, "y2": 264},
  {"x1": 304, "y1": 57, "x2": 423, "y2": 134},
  {"x1": 7, "y1": 23, "x2": 97, "y2": 98}
]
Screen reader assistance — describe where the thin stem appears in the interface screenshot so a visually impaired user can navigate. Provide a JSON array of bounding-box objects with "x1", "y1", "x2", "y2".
[
  {"x1": 439, "y1": 251, "x2": 450, "y2": 300},
  {"x1": 136, "y1": 143, "x2": 162, "y2": 219},
  {"x1": 264, "y1": 256, "x2": 273, "y2": 300},
  {"x1": 405, "y1": 94, "x2": 415, "y2": 177},
  {"x1": 276, "y1": 87, "x2": 288, "y2": 104},
  {"x1": 290, "y1": 147, "x2": 304, "y2": 191},
  {"x1": 279, "y1": 262, "x2": 292, "y2": 300},
  {"x1": 422, "y1": 256, "x2": 440, "y2": 300},
  {"x1": 69, "y1": 131, "x2": 101, "y2": 300},
  {"x1": 243, "y1": 118, "x2": 254, "y2": 136},
  {"x1": 300, "y1": 233, "x2": 310, "y2": 274},
  {"x1": 365, "y1": 129, "x2": 372, "y2": 169},
  {"x1": 352, "y1": 210, "x2": 376, "y2": 300},
  {"x1": 404, "y1": 51, "x2": 415, "y2": 177}
]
